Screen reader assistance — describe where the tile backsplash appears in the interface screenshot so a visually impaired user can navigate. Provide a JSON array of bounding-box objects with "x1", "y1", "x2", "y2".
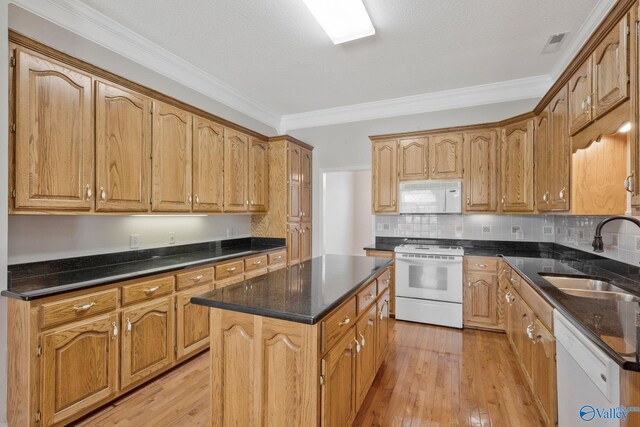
[{"x1": 376, "y1": 214, "x2": 640, "y2": 266}]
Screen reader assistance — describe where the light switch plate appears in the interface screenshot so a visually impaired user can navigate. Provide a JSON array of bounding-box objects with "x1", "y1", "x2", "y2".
[
  {"x1": 635, "y1": 236, "x2": 640, "y2": 252},
  {"x1": 130, "y1": 234, "x2": 140, "y2": 249}
]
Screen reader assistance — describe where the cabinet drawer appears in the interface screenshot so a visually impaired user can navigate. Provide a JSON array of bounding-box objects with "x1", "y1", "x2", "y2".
[
  {"x1": 40, "y1": 289, "x2": 118, "y2": 329},
  {"x1": 517, "y1": 275, "x2": 554, "y2": 331},
  {"x1": 357, "y1": 281, "x2": 377, "y2": 314},
  {"x1": 215, "y1": 260, "x2": 244, "y2": 281},
  {"x1": 465, "y1": 257, "x2": 499, "y2": 272},
  {"x1": 216, "y1": 275, "x2": 245, "y2": 289},
  {"x1": 245, "y1": 255, "x2": 268, "y2": 273},
  {"x1": 122, "y1": 276, "x2": 174, "y2": 306},
  {"x1": 245, "y1": 268, "x2": 267, "y2": 280},
  {"x1": 322, "y1": 297, "x2": 357, "y2": 353},
  {"x1": 377, "y1": 269, "x2": 391, "y2": 294},
  {"x1": 176, "y1": 267, "x2": 214, "y2": 290},
  {"x1": 268, "y1": 250, "x2": 286, "y2": 266},
  {"x1": 509, "y1": 270, "x2": 522, "y2": 290}
]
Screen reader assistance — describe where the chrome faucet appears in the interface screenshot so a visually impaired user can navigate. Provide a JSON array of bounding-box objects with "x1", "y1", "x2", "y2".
[{"x1": 592, "y1": 215, "x2": 640, "y2": 252}]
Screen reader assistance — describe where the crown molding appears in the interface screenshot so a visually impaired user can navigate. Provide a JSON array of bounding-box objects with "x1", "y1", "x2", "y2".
[
  {"x1": 8, "y1": 0, "x2": 281, "y2": 130},
  {"x1": 549, "y1": 0, "x2": 617, "y2": 81},
  {"x1": 280, "y1": 75, "x2": 552, "y2": 131}
]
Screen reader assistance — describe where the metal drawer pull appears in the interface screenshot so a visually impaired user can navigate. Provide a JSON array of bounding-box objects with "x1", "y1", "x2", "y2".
[
  {"x1": 126, "y1": 318, "x2": 132, "y2": 336},
  {"x1": 112, "y1": 322, "x2": 118, "y2": 340},
  {"x1": 624, "y1": 172, "x2": 635, "y2": 193},
  {"x1": 601, "y1": 373, "x2": 607, "y2": 382},
  {"x1": 364, "y1": 293, "x2": 374, "y2": 301},
  {"x1": 73, "y1": 302, "x2": 95, "y2": 313},
  {"x1": 144, "y1": 286, "x2": 160, "y2": 295},
  {"x1": 338, "y1": 317, "x2": 350, "y2": 327},
  {"x1": 475, "y1": 264, "x2": 487, "y2": 268},
  {"x1": 359, "y1": 332, "x2": 366, "y2": 347},
  {"x1": 274, "y1": 255, "x2": 282, "y2": 260},
  {"x1": 191, "y1": 275, "x2": 204, "y2": 281},
  {"x1": 253, "y1": 260, "x2": 262, "y2": 265},
  {"x1": 226, "y1": 267, "x2": 237, "y2": 273}
]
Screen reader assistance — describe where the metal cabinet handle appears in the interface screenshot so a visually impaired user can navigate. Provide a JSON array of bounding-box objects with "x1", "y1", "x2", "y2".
[
  {"x1": 275, "y1": 255, "x2": 282, "y2": 260},
  {"x1": 226, "y1": 267, "x2": 237, "y2": 273},
  {"x1": 144, "y1": 286, "x2": 160, "y2": 295},
  {"x1": 85, "y1": 184, "x2": 93, "y2": 200},
  {"x1": 353, "y1": 338, "x2": 361, "y2": 353},
  {"x1": 112, "y1": 322, "x2": 118, "y2": 340},
  {"x1": 601, "y1": 373, "x2": 607, "y2": 382},
  {"x1": 476, "y1": 264, "x2": 487, "y2": 268},
  {"x1": 625, "y1": 172, "x2": 635, "y2": 193},
  {"x1": 466, "y1": 197, "x2": 470, "y2": 206},
  {"x1": 253, "y1": 260, "x2": 262, "y2": 265},
  {"x1": 432, "y1": 165, "x2": 435, "y2": 174},
  {"x1": 424, "y1": 165, "x2": 427, "y2": 174},
  {"x1": 559, "y1": 187, "x2": 566, "y2": 202},
  {"x1": 338, "y1": 317, "x2": 351, "y2": 327},
  {"x1": 99, "y1": 187, "x2": 106, "y2": 203},
  {"x1": 246, "y1": 199, "x2": 249, "y2": 206},
  {"x1": 587, "y1": 95, "x2": 592, "y2": 106},
  {"x1": 581, "y1": 100, "x2": 586, "y2": 111},
  {"x1": 126, "y1": 317, "x2": 132, "y2": 336},
  {"x1": 542, "y1": 191, "x2": 549, "y2": 202},
  {"x1": 72, "y1": 302, "x2": 95, "y2": 313},
  {"x1": 392, "y1": 199, "x2": 396, "y2": 207},
  {"x1": 191, "y1": 275, "x2": 204, "y2": 281},
  {"x1": 359, "y1": 332, "x2": 366, "y2": 347},
  {"x1": 501, "y1": 196, "x2": 505, "y2": 205},
  {"x1": 505, "y1": 291, "x2": 512, "y2": 303},
  {"x1": 526, "y1": 323, "x2": 535, "y2": 342},
  {"x1": 195, "y1": 195, "x2": 200, "y2": 205}
]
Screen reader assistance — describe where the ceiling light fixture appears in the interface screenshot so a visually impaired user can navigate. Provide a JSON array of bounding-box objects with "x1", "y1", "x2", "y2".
[
  {"x1": 302, "y1": 0, "x2": 375, "y2": 45},
  {"x1": 619, "y1": 122, "x2": 632, "y2": 133}
]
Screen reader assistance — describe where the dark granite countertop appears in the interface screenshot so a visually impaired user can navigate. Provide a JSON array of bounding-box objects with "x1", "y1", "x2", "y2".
[
  {"x1": 192, "y1": 254, "x2": 393, "y2": 324},
  {"x1": 364, "y1": 236, "x2": 640, "y2": 371},
  {"x1": 2, "y1": 238, "x2": 286, "y2": 301}
]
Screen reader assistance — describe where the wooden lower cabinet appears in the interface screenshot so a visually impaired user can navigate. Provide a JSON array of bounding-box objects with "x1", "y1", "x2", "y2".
[
  {"x1": 376, "y1": 290, "x2": 390, "y2": 368},
  {"x1": 322, "y1": 327, "x2": 358, "y2": 427},
  {"x1": 365, "y1": 250, "x2": 396, "y2": 317},
  {"x1": 517, "y1": 299, "x2": 535, "y2": 387},
  {"x1": 532, "y1": 319, "x2": 557, "y2": 427},
  {"x1": 121, "y1": 298, "x2": 175, "y2": 388},
  {"x1": 356, "y1": 305, "x2": 377, "y2": 406},
  {"x1": 463, "y1": 257, "x2": 503, "y2": 331},
  {"x1": 41, "y1": 314, "x2": 119, "y2": 426},
  {"x1": 176, "y1": 285, "x2": 211, "y2": 360}
]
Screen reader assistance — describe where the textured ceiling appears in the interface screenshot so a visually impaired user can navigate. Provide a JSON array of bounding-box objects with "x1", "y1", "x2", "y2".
[{"x1": 77, "y1": 0, "x2": 600, "y2": 115}]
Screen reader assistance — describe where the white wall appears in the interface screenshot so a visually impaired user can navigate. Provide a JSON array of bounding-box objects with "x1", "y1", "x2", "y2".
[
  {"x1": 323, "y1": 170, "x2": 373, "y2": 256},
  {"x1": 290, "y1": 98, "x2": 540, "y2": 257}
]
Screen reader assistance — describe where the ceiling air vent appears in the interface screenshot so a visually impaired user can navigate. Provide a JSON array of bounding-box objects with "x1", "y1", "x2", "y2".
[{"x1": 542, "y1": 32, "x2": 569, "y2": 53}]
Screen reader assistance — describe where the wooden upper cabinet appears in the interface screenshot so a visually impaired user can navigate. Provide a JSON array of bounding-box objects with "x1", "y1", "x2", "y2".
[
  {"x1": 224, "y1": 129, "x2": 250, "y2": 212},
  {"x1": 248, "y1": 138, "x2": 269, "y2": 212},
  {"x1": 463, "y1": 130, "x2": 498, "y2": 212},
  {"x1": 288, "y1": 144, "x2": 302, "y2": 221},
  {"x1": 592, "y1": 15, "x2": 629, "y2": 118},
  {"x1": 192, "y1": 117, "x2": 224, "y2": 212},
  {"x1": 548, "y1": 87, "x2": 570, "y2": 211},
  {"x1": 14, "y1": 47, "x2": 94, "y2": 211},
  {"x1": 151, "y1": 101, "x2": 192, "y2": 212},
  {"x1": 398, "y1": 138, "x2": 428, "y2": 180},
  {"x1": 568, "y1": 58, "x2": 593, "y2": 135},
  {"x1": 534, "y1": 110, "x2": 551, "y2": 211},
  {"x1": 121, "y1": 298, "x2": 174, "y2": 389},
  {"x1": 372, "y1": 140, "x2": 398, "y2": 213},
  {"x1": 302, "y1": 147, "x2": 312, "y2": 188},
  {"x1": 41, "y1": 314, "x2": 118, "y2": 426},
  {"x1": 430, "y1": 133, "x2": 463, "y2": 179},
  {"x1": 500, "y1": 120, "x2": 534, "y2": 212},
  {"x1": 95, "y1": 81, "x2": 151, "y2": 212}
]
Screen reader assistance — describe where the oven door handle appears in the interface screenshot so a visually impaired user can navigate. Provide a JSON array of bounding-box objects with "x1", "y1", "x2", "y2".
[{"x1": 396, "y1": 258, "x2": 462, "y2": 266}]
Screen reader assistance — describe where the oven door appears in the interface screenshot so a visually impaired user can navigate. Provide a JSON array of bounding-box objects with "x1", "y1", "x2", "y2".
[{"x1": 395, "y1": 253, "x2": 463, "y2": 303}]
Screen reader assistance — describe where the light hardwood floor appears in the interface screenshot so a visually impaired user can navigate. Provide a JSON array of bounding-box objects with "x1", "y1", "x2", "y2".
[{"x1": 74, "y1": 320, "x2": 544, "y2": 427}]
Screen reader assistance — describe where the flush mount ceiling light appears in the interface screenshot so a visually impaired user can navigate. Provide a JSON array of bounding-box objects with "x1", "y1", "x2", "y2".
[{"x1": 302, "y1": 0, "x2": 375, "y2": 45}]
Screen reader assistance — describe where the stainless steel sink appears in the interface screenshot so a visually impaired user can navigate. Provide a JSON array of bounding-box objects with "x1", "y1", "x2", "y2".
[{"x1": 538, "y1": 274, "x2": 640, "y2": 302}]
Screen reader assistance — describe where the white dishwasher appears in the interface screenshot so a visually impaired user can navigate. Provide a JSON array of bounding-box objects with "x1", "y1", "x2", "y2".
[{"x1": 555, "y1": 309, "x2": 621, "y2": 426}]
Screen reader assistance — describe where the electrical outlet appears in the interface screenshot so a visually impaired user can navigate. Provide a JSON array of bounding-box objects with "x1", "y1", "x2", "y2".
[
  {"x1": 130, "y1": 234, "x2": 140, "y2": 249},
  {"x1": 482, "y1": 225, "x2": 491, "y2": 234},
  {"x1": 543, "y1": 226, "x2": 554, "y2": 236},
  {"x1": 612, "y1": 234, "x2": 619, "y2": 248},
  {"x1": 168, "y1": 232, "x2": 176, "y2": 245},
  {"x1": 636, "y1": 236, "x2": 640, "y2": 252},
  {"x1": 226, "y1": 227, "x2": 234, "y2": 237},
  {"x1": 511, "y1": 226, "x2": 521, "y2": 234}
]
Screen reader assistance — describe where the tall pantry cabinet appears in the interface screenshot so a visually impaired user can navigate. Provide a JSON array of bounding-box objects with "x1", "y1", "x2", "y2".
[{"x1": 252, "y1": 136, "x2": 314, "y2": 265}]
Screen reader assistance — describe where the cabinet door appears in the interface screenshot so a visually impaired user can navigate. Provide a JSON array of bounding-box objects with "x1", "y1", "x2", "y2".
[
  {"x1": 192, "y1": 117, "x2": 224, "y2": 212},
  {"x1": 548, "y1": 86, "x2": 571, "y2": 211},
  {"x1": 176, "y1": 285, "x2": 210, "y2": 360},
  {"x1": 301, "y1": 187, "x2": 312, "y2": 221},
  {"x1": 321, "y1": 328, "x2": 357, "y2": 427},
  {"x1": 121, "y1": 298, "x2": 174, "y2": 388},
  {"x1": 534, "y1": 110, "x2": 550, "y2": 211},
  {"x1": 568, "y1": 58, "x2": 593, "y2": 135},
  {"x1": 463, "y1": 272, "x2": 498, "y2": 329},
  {"x1": 376, "y1": 290, "x2": 390, "y2": 369},
  {"x1": 95, "y1": 81, "x2": 151, "y2": 212},
  {"x1": 248, "y1": 138, "x2": 269, "y2": 212},
  {"x1": 532, "y1": 319, "x2": 557, "y2": 427},
  {"x1": 14, "y1": 47, "x2": 93, "y2": 211},
  {"x1": 372, "y1": 140, "x2": 398, "y2": 213},
  {"x1": 302, "y1": 147, "x2": 313, "y2": 188},
  {"x1": 500, "y1": 120, "x2": 534, "y2": 212},
  {"x1": 430, "y1": 133, "x2": 463, "y2": 179},
  {"x1": 288, "y1": 223, "x2": 301, "y2": 265},
  {"x1": 41, "y1": 314, "x2": 118, "y2": 426},
  {"x1": 356, "y1": 305, "x2": 377, "y2": 407},
  {"x1": 301, "y1": 223, "x2": 312, "y2": 261},
  {"x1": 505, "y1": 286, "x2": 520, "y2": 351},
  {"x1": 463, "y1": 130, "x2": 498, "y2": 212},
  {"x1": 398, "y1": 138, "x2": 428, "y2": 181},
  {"x1": 288, "y1": 144, "x2": 302, "y2": 221},
  {"x1": 593, "y1": 15, "x2": 629, "y2": 118},
  {"x1": 518, "y1": 299, "x2": 535, "y2": 387},
  {"x1": 224, "y1": 129, "x2": 250, "y2": 212},
  {"x1": 151, "y1": 101, "x2": 192, "y2": 212}
]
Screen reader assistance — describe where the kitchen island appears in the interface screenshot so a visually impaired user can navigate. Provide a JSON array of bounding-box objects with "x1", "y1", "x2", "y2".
[{"x1": 192, "y1": 254, "x2": 393, "y2": 427}]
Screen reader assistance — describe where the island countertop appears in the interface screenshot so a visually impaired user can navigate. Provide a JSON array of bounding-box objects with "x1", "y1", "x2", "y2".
[{"x1": 191, "y1": 254, "x2": 393, "y2": 324}]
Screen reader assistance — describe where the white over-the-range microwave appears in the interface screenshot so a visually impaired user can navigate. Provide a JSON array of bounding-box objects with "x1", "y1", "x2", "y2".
[{"x1": 398, "y1": 180, "x2": 462, "y2": 214}]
